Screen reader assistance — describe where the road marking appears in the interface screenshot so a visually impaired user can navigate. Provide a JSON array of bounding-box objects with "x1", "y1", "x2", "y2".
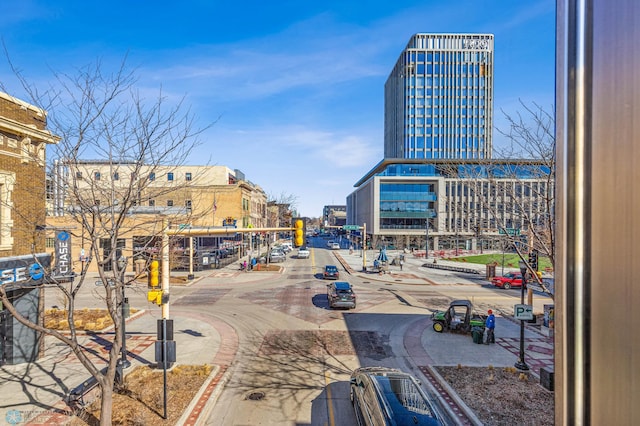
[
  {"x1": 324, "y1": 370, "x2": 335, "y2": 426},
  {"x1": 214, "y1": 272, "x2": 235, "y2": 278}
]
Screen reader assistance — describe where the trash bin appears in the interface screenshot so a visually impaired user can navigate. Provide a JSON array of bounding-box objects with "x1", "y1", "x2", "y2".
[{"x1": 472, "y1": 326, "x2": 484, "y2": 344}]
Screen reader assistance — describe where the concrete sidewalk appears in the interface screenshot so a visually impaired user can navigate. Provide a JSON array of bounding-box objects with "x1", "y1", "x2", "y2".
[{"x1": 0, "y1": 308, "x2": 227, "y2": 426}]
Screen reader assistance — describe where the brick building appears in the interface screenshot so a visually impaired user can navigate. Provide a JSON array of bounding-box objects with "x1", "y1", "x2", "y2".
[{"x1": 0, "y1": 91, "x2": 59, "y2": 365}]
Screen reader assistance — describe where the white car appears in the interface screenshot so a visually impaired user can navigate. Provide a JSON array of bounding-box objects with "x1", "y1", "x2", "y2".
[
  {"x1": 331, "y1": 242, "x2": 341, "y2": 250},
  {"x1": 297, "y1": 247, "x2": 310, "y2": 259}
]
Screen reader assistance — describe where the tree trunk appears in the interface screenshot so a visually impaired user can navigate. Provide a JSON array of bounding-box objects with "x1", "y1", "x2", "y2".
[{"x1": 100, "y1": 384, "x2": 113, "y2": 426}]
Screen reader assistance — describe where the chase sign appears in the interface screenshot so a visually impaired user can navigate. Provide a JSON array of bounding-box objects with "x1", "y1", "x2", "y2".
[
  {"x1": 54, "y1": 230, "x2": 72, "y2": 278},
  {"x1": 0, "y1": 254, "x2": 51, "y2": 288}
]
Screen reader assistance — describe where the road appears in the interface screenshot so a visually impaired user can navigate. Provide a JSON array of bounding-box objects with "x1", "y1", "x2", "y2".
[{"x1": 46, "y1": 237, "x2": 552, "y2": 425}]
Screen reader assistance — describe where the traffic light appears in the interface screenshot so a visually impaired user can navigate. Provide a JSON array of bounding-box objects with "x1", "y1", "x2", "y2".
[
  {"x1": 148, "y1": 259, "x2": 159, "y2": 288},
  {"x1": 292, "y1": 218, "x2": 306, "y2": 247},
  {"x1": 529, "y1": 250, "x2": 539, "y2": 271}
]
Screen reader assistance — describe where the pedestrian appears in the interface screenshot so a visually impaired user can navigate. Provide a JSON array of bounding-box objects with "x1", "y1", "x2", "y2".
[
  {"x1": 485, "y1": 309, "x2": 496, "y2": 344},
  {"x1": 399, "y1": 259, "x2": 404, "y2": 271},
  {"x1": 243, "y1": 260, "x2": 247, "y2": 272}
]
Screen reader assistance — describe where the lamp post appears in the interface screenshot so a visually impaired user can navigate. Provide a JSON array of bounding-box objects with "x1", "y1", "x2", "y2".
[
  {"x1": 118, "y1": 256, "x2": 131, "y2": 374},
  {"x1": 515, "y1": 260, "x2": 530, "y2": 371}
]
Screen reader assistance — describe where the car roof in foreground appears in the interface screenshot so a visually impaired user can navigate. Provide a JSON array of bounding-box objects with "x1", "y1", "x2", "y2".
[
  {"x1": 325, "y1": 265, "x2": 337, "y2": 269},
  {"x1": 371, "y1": 374, "x2": 441, "y2": 425}
]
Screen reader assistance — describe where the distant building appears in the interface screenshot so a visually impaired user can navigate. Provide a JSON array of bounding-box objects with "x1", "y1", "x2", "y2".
[
  {"x1": 323, "y1": 205, "x2": 346, "y2": 227},
  {"x1": 384, "y1": 33, "x2": 494, "y2": 160},
  {"x1": 347, "y1": 158, "x2": 551, "y2": 252},
  {"x1": 348, "y1": 34, "x2": 551, "y2": 253}
]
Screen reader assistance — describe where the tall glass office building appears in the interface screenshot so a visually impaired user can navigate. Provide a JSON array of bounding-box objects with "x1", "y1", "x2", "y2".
[{"x1": 384, "y1": 33, "x2": 494, "y2": 160}]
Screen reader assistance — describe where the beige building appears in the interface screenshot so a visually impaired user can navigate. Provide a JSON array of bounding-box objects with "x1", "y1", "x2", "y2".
[{"x1": 46, "y1": 162, "x2": 269, "y2": 273}]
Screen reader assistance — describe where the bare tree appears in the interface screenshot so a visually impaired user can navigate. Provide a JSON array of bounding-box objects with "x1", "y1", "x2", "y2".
[
  {"x1": 0, "y1": 57, "x2": 205, "y2": 425},
  {"x1": 267, "y1": 191, "x2": 299, "y2": 226}
]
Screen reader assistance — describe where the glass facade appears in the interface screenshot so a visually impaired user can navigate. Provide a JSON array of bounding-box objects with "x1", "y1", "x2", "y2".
[
  {"x1": 384, "y1": 34, "x2": 494, "y2": 160},
  {"x1": 380, "y1": 183, "x2": 436, "y2": 229}
]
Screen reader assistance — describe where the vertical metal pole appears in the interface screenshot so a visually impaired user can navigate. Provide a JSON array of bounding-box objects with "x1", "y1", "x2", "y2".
[
  {"x1": 515, "y1": 263, "x2": 529, "y2": 371},
  {"x1": 362, "y1": 223, "x2": 367, "y2": 271},
  {"x1": 188, "y1": 236, "x2": 194, "y2": 279},
  {"x1": 161, "y1": 219, "x2": 170, "y2": 319},
  {"x1": 425, "y1": 218, "x2": 429, "y2": 259},
  {"x1": 162, "y1": 318, "x2": 167, "y2": 419}
]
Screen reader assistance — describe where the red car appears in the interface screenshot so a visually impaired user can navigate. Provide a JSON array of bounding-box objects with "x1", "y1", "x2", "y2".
[{"x1": 491, "y1": 272, "x2": 524, "y2": 289}]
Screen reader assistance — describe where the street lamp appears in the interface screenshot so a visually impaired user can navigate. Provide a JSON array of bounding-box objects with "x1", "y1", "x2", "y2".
[
  {"x1": 515, "y1": 260, "x2": 530, "y2": 371},
  {"x1": 117, "y1": 256, "x2": 131, "y2": 382}
]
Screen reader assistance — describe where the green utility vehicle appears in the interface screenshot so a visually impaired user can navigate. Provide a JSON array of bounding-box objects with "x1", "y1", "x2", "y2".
[{"x1": 431, "y1": 300, "x2": 485, "y2": 333}]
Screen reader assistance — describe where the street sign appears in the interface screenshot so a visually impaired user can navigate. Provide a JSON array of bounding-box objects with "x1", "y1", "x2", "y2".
[
  {"x1": 343, "y1": 225, "x2": 361, "y2": 231},
  {"x1": 514, "y1": 304, "x2": 534, "y2": 320},
  {"x1": 500, "y1": 228, "x2": 521, "y2": 236}
]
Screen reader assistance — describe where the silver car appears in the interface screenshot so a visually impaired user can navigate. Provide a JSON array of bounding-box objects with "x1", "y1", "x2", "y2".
[{"x1": 269, "y1": 250, "x2": 286, "y2": 263}]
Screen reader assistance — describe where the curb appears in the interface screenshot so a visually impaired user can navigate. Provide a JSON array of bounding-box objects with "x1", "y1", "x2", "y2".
[
  {"x1": 189, "y1": 366, "x2": 232, "y2": 426},
  {"x1": 426, "y1": 365, "x2": 484, "y2": 426},
  {"x1": 174, "y1": 364, "x2": 220, "y2": 426}
]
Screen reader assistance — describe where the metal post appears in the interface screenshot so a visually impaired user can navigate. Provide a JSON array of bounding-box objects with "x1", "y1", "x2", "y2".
[
  {"x1": 161, "y1": 219, "x2": 170, "y2": 319},
  {"x1": 362, "y1": 222, "x2": 367, "y2": 271},
  {"x1": 515, "y1": 261, "x2": 529, "y2": 371},
  {"x1": 117, "y1": 256, "x2": 130, "y2": 385},
  {"x1": 162, "y1": 318, "x2": 168, "y2": 419},
  {"x1": 425, "y1": 217, "x2": 429, "y2": 260}
]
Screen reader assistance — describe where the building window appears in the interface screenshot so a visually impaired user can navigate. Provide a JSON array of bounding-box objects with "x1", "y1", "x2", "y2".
[
  {"x1": 185, "y1": 200, "x2": 192, "y2": 211},
  {"x1": 76, "y1": 172, "x2": 83, "y2": 179},
  {"x1": 46, "y1": 237, "x2": 55, "y2": 249},
  {"x1": 149, "y1": 172, "x2": 155, "y2": 181},
  {"x1": 0, "y1": 172, "x2": 15, "y2": 250},
  {"x1": 113, "y1": 172, "x2": 119, "y2": 181},
  {"x1": 167, "y1": 172, "x2": 174, "y2": 181},
  {"x1": 149, "y1": 199, "x2": 155, "y2": 207},
  {"x1": 94, "y1": 172, "x2": 101, "y2": 181},
  {"x1": 94, "y1": 199, "x2": 100, "y2": 206},
  {"x1": 185, "y1": 172, "x2": 192, "y2": 181},
  {"x1": 167, "y1": 200, "x2": 174, "y2": 207}
]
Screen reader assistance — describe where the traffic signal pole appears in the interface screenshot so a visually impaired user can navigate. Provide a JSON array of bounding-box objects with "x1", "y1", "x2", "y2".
[{"x1": 162, "y1": 218, "x2": 170, "y2": 319}]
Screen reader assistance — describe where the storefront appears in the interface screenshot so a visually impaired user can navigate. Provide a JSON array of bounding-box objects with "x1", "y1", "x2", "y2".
[{"x1": 0, "y1": 254, "x2": 51, "y2": 365}]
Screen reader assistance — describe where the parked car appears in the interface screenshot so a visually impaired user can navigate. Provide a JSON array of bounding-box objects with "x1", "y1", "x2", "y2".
[
  {"x1": 297, "y1": 247, "x2": 310, "y2": 259},
  {"x1": 331, "y1": 242, "x2": 341, "y2": 250},
  {"x1": 280, "y1": 242, "x2": 293, "y2": 253},
  {"x1": 491, "y1": 272, "x2": 524, "y2": 289},
  {"x1": 269, "y1": 250, "x2": 286, "y2": 263},
  {"x1": 323, "y1": 265, "x2": 339, "y2": 280},
  {"x1": 327, "y1": 281, "x2": 356, "y2": 309},
  {"x1": 327, "y1": 240, "x2": 335, "y2": 248},
  {"x1": 350, "y1": 367, "x2": 444, "y2": 425}
]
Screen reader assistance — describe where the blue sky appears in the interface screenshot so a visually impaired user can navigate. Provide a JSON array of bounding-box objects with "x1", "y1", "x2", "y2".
[{"x1": 0, "y1": 0, "x2": 555, "y2": 218}]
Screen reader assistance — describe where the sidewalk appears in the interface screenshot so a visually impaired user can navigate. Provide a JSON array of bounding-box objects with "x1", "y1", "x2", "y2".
[
  {"x1": 336, "y1": 248, "x2": 555, "y2": 375},
  {"x1": 0, "y1": 307, "x2": 229, "y2": 426}
]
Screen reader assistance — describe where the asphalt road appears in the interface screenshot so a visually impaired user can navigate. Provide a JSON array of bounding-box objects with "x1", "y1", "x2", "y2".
[{"x1": 42, "y1": 236, "x2": 552, "y2": 426}]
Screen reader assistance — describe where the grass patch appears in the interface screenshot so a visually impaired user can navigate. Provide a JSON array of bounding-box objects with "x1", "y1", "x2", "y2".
[{"x1": 447, "y1": 253, "x2": 553, "y2": 271}]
